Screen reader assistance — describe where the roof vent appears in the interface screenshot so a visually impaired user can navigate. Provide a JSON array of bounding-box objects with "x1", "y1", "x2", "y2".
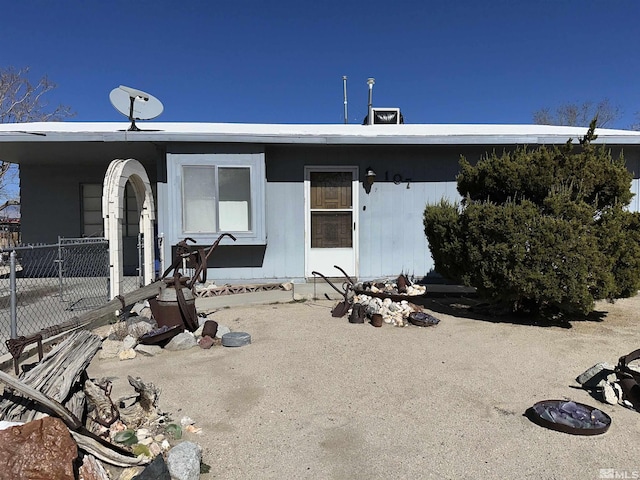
[
  {"x1": 363, "y1": 108, "x2": 404, "y2": 125},
  {"x1": 371, "y1": 108, "x2": 403, "y2": 124}
]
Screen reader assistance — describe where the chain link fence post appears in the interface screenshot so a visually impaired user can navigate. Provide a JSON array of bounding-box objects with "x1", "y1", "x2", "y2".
[
  {"x1": 56, "y1": 236, "x2": 64, "y2": 302},
  {"x1": 9, "y1": 250, "x2": 17, "y2": 339}
]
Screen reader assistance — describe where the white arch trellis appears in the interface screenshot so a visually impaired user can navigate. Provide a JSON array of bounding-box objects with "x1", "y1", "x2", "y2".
[{"x1": 102, "y1": 159, "x2": 156, "y2": 298}]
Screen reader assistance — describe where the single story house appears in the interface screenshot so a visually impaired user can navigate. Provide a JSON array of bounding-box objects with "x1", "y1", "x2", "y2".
[{"x1": 0, "y1": 121, "x2": 639, "y2": 295}]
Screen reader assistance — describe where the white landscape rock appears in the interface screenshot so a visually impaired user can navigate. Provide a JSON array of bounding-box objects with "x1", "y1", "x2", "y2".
[
  {"x1": 99, "y1": 339, "x2": 122, "y2": 359},
  {"x1": 130, "y1": 301, "x2": 149, "y2": 316},
  {"x1": 193, "y1": 324, "x2": 204, "y2": 338},
  {"x1": 118, "y1": 348, "x2": 137, "y2": 361},
  {"x1": 167, "y1": 441, "x2": 202, "y2": 480},
  {"x1": 602, "y1": 382, "x2": 619, "y2": 405},
  {"x1": 215, "y1": 324, "x2": 231, "y2": 339},
  {"x1": 164, "y1": 332, "x2": 197, "y2": 351},
  {"x1": 121, "y1": 335, "x2": 137, "y2": 351},
  {"x1": 576, "y1": 362, "x2": 616, "y2": 388}
]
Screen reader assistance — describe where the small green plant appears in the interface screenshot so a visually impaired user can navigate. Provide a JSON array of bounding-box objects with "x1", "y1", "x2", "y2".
[
  {"x1": 132, "y1": 444, "x2": 151, "y2": 457},
  {"x1": 165, "y1": 423, "x2": 182, "y2": 440},
  {"x1": 114, "y1": 429, "x2": 138, "y2": 445}
]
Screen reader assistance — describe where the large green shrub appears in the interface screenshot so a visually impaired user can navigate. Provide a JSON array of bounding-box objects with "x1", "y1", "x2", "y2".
[{"x1": 423, "y1": 121, "x2": 640, "y2": 318}]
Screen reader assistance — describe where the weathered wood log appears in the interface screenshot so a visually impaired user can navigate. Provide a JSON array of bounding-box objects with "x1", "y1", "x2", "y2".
[
  {"x1": 34, "y1": 281, "x2": 162, "y2": 341},
  {"x1": 118, "y1": 376, "x2": 161, "y2": 429},
  {"x1": 0, "y1": 367, "x2": 82, "y2": 429},
  {"x1": 0, "y1": 330, "x2": 101, "y2": 423},
  {"x1": 66, "y1": 389, "x2": 87, "y2": 424},
  {"x1": 128, "y1": 375, "x2": 159, "y2": 412},
  {"x1": 78, "y1": 454, "x2": 111, "y2": 480},
  {"x1": 84, "y1": 379, "x2": 119, "y2": 433}
]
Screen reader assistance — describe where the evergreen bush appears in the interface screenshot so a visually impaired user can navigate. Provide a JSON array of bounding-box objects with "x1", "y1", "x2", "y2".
[{"x1": 423, "y1": 120, "x2": 640, "y2": 318}]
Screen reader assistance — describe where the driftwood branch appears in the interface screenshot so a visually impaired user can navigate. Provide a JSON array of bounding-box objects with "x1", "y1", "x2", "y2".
[
  {"x1": 0, "y1": 345, "x2": 149, "y2": 466},
  {"x1": 0, "y1": 330, "x2": 101, "y2": 423},
  {"x1": 0, "y1": 367, "x2": 81, "y2": 429}
]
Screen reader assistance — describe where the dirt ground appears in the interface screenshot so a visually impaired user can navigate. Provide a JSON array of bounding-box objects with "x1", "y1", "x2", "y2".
[{"x1": 87, "y1": 294, "x2": 640, "y2": 479}]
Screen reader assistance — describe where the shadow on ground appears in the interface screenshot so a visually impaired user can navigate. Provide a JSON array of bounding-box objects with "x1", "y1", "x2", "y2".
[{"x1": 414, "y1": 294, "x2": 607, "y2": 329}]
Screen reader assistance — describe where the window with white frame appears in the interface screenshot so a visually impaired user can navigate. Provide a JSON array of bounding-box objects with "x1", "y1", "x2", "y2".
[
  {"x1": 171, "y1": 152, "x2": 266, "y2": 244},
  {"x1": 182, "y1": 166, "x2": 252, "y2": 233}
]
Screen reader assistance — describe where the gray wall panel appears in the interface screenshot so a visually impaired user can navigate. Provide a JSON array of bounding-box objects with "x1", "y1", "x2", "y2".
[{"x1": 20, "y1": 163, "x2": 108, "y2": 243}]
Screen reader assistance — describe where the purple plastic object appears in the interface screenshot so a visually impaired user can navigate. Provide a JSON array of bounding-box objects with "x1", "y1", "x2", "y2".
[{"x1": 526, "y1": 400, "x2": 611, "y2": 435}]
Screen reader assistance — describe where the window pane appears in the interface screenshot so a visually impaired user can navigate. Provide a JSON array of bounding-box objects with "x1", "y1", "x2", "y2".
[
  {"x1": 183, "y1": 166, "x2": 217, "y2": 232},
  {"x1": 219, "y1": 167, "x2": 251, "y2": 231},
  {"x1": 310, "y1": 172, "x2": 352, "y2": 209},
  {"x1": 83, "y1": 184, "x2": 102, "y2": 198},
  {"x1": 83, "y1": 197, "x2": 101, "y2": 211},
  {"x1": 311, "y1": 212, "x2": 352, "y2": 248},
  {"x1": 82, "y1": 184, "x2": 102, "y2": 237}
]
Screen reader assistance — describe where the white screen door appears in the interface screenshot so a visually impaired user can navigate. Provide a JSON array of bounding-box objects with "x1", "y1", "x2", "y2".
[{"x1": 305, "y1": 167, "x2": 358, "y2": 278}]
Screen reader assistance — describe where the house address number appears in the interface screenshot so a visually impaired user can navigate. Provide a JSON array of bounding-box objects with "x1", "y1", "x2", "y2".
[{"x1": 385, "y1": 171, "x2": 411, "y2": 188}]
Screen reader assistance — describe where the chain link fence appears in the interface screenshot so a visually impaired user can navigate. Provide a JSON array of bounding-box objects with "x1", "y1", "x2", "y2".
[{"x1": 0, "y1": 238, "x2": 112, "y2": 356}]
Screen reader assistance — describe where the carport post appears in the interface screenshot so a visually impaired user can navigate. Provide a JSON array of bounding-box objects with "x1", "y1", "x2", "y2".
[{"x1": 9, "y1": 250, "x2": 17, "y2": 339}]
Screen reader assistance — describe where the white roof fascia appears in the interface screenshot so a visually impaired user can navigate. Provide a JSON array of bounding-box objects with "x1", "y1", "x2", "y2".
[{"x1": 0, "y1": 122, "x2": 639, "y2": 145}]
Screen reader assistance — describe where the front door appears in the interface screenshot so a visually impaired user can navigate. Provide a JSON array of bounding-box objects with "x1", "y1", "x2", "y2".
[{"x1": 305, "y1": 167, "x2": 358, "y2": 278}]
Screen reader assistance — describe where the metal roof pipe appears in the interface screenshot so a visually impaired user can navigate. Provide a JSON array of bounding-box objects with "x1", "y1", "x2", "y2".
[
  {"x1": 367, "y1": 78, "x2": 375, "y2": 125},
  {"x1": 342, "y1": 76, "x2": 348, "y2": 124}
]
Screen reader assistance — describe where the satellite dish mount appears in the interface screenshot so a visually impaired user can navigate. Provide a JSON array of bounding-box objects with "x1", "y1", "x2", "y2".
[
  {"x1": 109, "y1": 85, "x2": 164, "y2": 131},
  {"x1": 125, "y1": 92, "x2": 146, "y2": 131}
]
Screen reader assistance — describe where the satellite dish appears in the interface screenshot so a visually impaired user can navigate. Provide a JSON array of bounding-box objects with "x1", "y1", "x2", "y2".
[{"x1": 109, "y1": 85, "x2": 164, "y2": 131}]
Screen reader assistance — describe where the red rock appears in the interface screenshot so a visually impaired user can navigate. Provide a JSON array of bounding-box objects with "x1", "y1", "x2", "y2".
[
  {"x1": 0, "y1": 416, "x2": 77, "y2": 480},
  {"x1": 198, "y1": 335, "x2": 215, "y2": 349}
]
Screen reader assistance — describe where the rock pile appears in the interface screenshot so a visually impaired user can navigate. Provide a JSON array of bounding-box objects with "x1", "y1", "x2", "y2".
[
  {"x1": 351, "y1": 294, "x2": 422, "y2": 327},
  {"x1": 576, "y1": 353, "x2": 640, "y2": 410},
  {"x1": 95, "y1": 301, "x2": 233, "y2": 360}
]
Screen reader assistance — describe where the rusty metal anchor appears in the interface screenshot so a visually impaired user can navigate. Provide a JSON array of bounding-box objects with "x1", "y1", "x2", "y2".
[{"x1": 312, "y1": 265, "x2": 355, "y2": 317}]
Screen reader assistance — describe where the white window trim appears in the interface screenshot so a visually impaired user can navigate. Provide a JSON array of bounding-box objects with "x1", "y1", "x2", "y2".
[{"x1": 167, "y1": 152, "x2": 266, "y2": 245}]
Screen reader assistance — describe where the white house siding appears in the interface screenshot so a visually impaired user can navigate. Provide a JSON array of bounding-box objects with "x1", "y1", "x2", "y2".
[
  {"x1": 355, "y1": 146, "x2": 467, "y2": 280},
  {"x1": 628, "y1": 152, "x2": 640, "y2": 213},
  {"x1": 198, "y1": 145, "x2": 471, "y2": 282}
]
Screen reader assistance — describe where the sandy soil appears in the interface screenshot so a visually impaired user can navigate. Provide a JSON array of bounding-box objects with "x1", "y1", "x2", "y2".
[{"x1": 87, "y1": 294, "x2": 640, "y2": 479}]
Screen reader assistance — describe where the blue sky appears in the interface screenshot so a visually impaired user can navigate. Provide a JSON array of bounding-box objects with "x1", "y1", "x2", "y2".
[{"x1": 3, "y1": 0, "x2": 640, "y2": 127}]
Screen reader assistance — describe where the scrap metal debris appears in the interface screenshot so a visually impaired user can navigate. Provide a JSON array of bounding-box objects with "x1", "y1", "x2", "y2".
[{"x1": 577, "y1": 348, "x2": 640, "y2": 411}]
